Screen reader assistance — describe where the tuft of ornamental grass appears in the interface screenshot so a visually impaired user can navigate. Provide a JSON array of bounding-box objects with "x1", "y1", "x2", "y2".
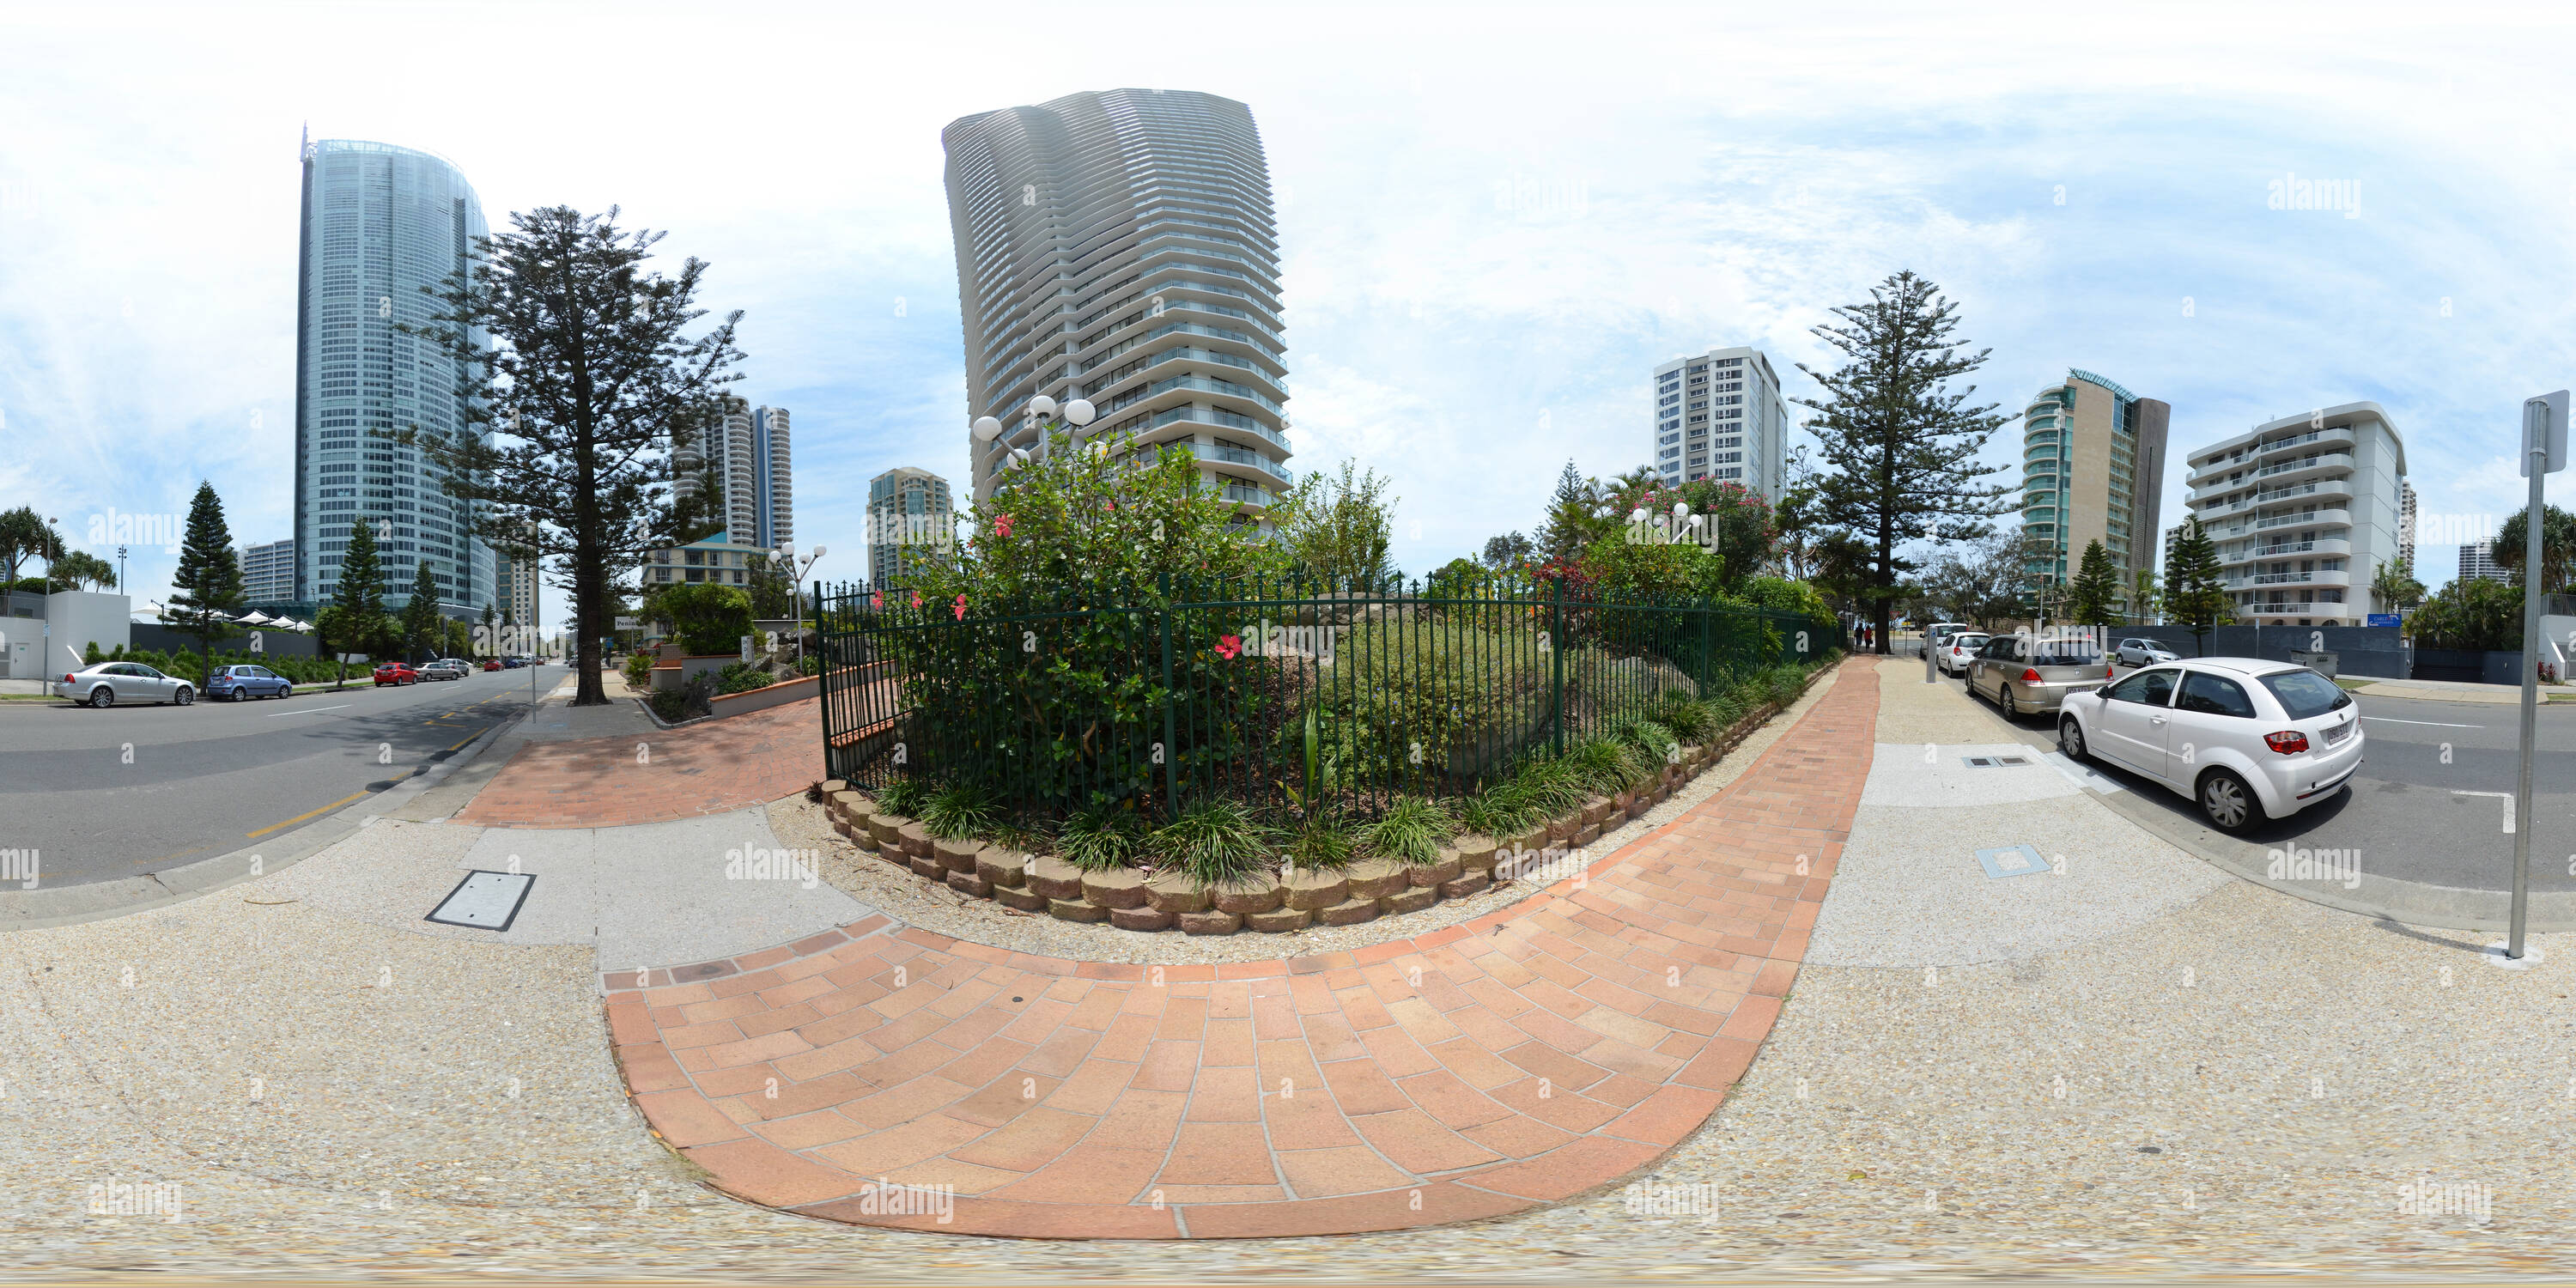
[
  {"x1": 920, "y1": 781, "x2": 1001, "y2": 841},
  {"x1": 1649, "y1": 693, "x2": 1717, "y2": 742},
  {"x1": 1054, "y1": 802, "x2": 1148, "y2": 873},
  {"x1": 1279, "y1": 811, "x2": 1358, "y2": 872},
  {"x1": 1460, "y1": 780, "x2": 1538, "y2": 838},
  {"x1": 1150, "y1": 799, "x2": 1275, "y2": 886},
  {"x1": 874, "y1": 775, "x2": 934, "y2": 818},
  {"x1": 1357, "y1": 795, "x2": 1456, "y2": 867},
  {"x1": 1766, "y1": 664, "x2": 1807, "y2": 706},
  {"x1": 1563, "y1": 738, "x2": 1644, "y2": 797},
  {"x1": 1627, "y1": 720, "x2": 1680, "y2": 772}
]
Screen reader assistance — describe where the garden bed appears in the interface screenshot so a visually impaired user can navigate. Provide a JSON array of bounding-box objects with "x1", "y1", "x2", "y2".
[{"x1": 812, "y1": 661, "x2": 1827, "y2": 936}]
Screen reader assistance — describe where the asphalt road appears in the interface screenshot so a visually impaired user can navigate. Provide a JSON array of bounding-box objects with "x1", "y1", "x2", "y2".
[
  {"x1": 1935, "y1": 665, "x2": 2576, "y2": 895},
  {"x1": 0, "y1": 665, "x2": 551, "y2": 888}
]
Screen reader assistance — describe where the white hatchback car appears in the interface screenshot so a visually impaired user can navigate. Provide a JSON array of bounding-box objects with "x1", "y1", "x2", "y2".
[
  {"x1": 2056, "y1": 658, "x2": 2363, "y2": 833},
  {"x1": 1936, "y1": 632, "x2": 1991, "y2": 676}
]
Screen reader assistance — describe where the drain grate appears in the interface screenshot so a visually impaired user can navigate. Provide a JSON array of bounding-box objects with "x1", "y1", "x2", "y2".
[
  {"x1": 1961, "y1": 755, "x2": 2035, "y2": 769},
  {"x1": 1974, "y1": 844, "x2": 2051, "y2": 880},
  {"x1": 427, "y1": 870, "x2": 536, "y2": 931}
]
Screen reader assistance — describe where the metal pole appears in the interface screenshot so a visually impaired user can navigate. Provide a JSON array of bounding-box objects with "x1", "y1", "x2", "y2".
[{"x1": 2510, "y1": 419, "x2": 2546, "y2": 959}]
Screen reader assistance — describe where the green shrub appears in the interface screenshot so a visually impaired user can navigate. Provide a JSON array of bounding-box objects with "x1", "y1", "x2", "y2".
[
  {"x1": 660, "y1": 582, "x2": 754, "y2": 657},
  {"x1": 622, "y1": 652, "x2": 655, "y2": 690},
  {"x1": 874, "y1": 776, "x2": 934, "y2": 819},
  {"x1": 1626, "y1": 720, "x2": 1679, "y2": 771},
  {"x1": 921, "y1": 781, "x2": 1000, "y2": 841},
  {"x1": 1279, "y1": 811, "x2": 1356, "y2": 872},
  {"x1": 1356, "y1": 795, "x2": 1455, "y2": 867},
  {"x1": 1301, "y1": 617, "x2": 1550, "y2": 794},
  {"x1": 1647, "y1": 692, "x2": 1716, "y2": 742},
  {"x1": 1053, "y1": 802, "x2": 1146, "y2": 872},
  {"x1": 716, "y1": 661, "x2": 771, "y2": 696},
  {"x1": 1149, "y1": 799, "x2": 1273, "y2": 885}
]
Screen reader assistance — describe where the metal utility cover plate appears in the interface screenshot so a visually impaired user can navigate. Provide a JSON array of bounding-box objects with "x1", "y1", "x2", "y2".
[
  {"x1": 1975, "y1": 844, "x2": 2050, "y2": 880},
  {"x1": 427, "y1": 870, "x2": 536, "y2": 931},
  {"x1": 1961, "y1": 754, "x2": 2034, "y2": 769}
]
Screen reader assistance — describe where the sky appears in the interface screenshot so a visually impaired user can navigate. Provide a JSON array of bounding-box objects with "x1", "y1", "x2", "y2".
[{"x1": 4, "y1": 0, "x2": 2575, "y2": 629}]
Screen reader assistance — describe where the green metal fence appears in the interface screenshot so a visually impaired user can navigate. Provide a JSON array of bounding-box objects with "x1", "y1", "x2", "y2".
[{"x1": 815, "y1": 571, "x2": 1840, "y2": 821}]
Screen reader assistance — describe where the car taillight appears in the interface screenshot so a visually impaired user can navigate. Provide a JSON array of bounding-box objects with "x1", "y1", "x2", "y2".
[
  {"x1": 2264, "y1": 731, "x2": 2310, "y2": 755},
  {"x1": 63, "y1": 673, "x2": 74, "y2": 683},
  {"x1": 2020, "y1": 668, "x2": 2042, "y2": 683}
]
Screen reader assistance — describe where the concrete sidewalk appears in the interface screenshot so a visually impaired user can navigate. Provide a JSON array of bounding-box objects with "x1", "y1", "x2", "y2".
[
  {"x1": 2350, "y1": 674, "x2": 2576, "y2": 704},
  {"x1": 1, "y1": 654, "x2": 2570, "y2": 1279}
]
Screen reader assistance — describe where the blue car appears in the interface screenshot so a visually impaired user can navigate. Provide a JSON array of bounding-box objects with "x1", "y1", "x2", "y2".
[{"x1": 207, "y1": 664, "x2": 294, "y2": 701}]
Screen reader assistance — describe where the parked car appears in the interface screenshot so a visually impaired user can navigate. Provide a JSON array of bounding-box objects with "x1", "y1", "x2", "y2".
[
  {"x1": 483, "y1": 659, "x2": 502, "y2": 671},
  {"x1": 2057, "y1": 659, "x2": 2363, "y2": 832},
  {"x1": 1936, "y1": 632, "x2": 1992, "y2": 677},
  {"x1": 1965, "y1": 632, "x2": 2112, "y2": 717},
  {"x1": 419, "y1": 658, "x2": 470, "y2": 681},
  {"x1": 207, "y1": 664, "x2": 294, "y2": 701},
  {"x1": 2116, "y1": 637, "x2": 2180, "y2": 668},
  {"x1": 374, "y1": 662, "x2": 420, "y2": 686},
  {"x1": 55, "y1": 661, "x2": 194, "y2": 708}
]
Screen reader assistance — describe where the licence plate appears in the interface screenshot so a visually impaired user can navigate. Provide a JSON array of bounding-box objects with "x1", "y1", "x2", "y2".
[{"x1": 2324, "y1": 720, "x2": 2354, "y2": 744}]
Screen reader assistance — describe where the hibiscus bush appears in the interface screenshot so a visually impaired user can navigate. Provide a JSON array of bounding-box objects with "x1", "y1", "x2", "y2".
[{"x1": 880, "y1": 428, "x2": 1290, "y2": 817}]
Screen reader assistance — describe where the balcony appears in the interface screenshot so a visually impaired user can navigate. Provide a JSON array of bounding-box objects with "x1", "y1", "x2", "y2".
[
  {"x1": 2239, "y1": 602, "x2": 2353, "y2": 617},
  {"x1": 2253, "y1": 477, "x2": 2352, "y2": 507},
  {"x1": 2230, "y1": 569, "x2": 2352, "y2": 589},
  {"x1": 1190, "y1": 440, "x2": 1294, "y2": 488},
  {"x1": 2186, "y1": 426, "x2": 2354, "y2": 484},
  {"x1": 2222, "y1": 537, "x2": 2351, "y2": 566},
  {"x1": 2256, "y1": 507, "x2": 2349, "y2": 531}
]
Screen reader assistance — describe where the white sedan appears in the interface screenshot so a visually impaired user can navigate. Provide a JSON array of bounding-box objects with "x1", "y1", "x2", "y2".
[
  {"x1": 2055, "y1": 658, "x2": 2363, "y2": 833},
  {"x1": 1936, "y1": 632, "x2": 1991, "y2": 676}
]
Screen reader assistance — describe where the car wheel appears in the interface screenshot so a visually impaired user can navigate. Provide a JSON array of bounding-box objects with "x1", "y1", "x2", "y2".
[
  {"x1": 2198, "y1": 769, "x2": 2265, "y2": 833},
  {"x1": 2060, "y1": 716, "x2": 2089, "y2": 762},
  {"x1": 88, "y1": 686, "x2": 113, "y2": 708},
  {"x1": 173, "y1": 686, "x2": 194, "y2": 706}
]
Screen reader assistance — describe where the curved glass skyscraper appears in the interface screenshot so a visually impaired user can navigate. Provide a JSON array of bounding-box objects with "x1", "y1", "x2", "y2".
[
  {"x1": 941, "y1": 89, "x2": 1291, "y2": 519},
  {"x1": 293, "y1": 137, "x2": 493, "y2": 613}
]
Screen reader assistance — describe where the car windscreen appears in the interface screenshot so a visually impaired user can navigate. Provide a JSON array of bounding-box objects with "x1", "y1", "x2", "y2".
[
  {"x1": 2262, "y1": 669, "x2": 2352, "y2": 720},
  {"x1": 2028, "y1": 641, "x2": 2103, "y2": 665}
]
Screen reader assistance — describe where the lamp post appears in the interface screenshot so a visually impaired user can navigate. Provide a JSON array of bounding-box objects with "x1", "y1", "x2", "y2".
[
  {"x1": 775, "y1": 543, "x2": 827, "y2": 668},
  {"x1": 2507, "y1": 389, "x2": 2568, "y2": 961},
  {"x1": 973, "y1": 394, "x2": 1100, "y2": 483},
  {"x1": 115, "y1": 545, "x2": 127, "y2": 594}
]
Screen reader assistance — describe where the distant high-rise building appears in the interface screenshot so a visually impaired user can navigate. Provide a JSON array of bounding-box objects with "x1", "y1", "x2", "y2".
[
  {"x1": 675, "y1": 398, "x2": 793, "y2": 553},
  {"x1": 941, "y1": 88, "x2": 1291, "y2": 523},
  {"x1": 1651, "y1": 347, "x2": 1788, "y2": 501},
  {"x1": 293, "y1": 135, "x2": 492, "y2": 616},
  {"x1": 2181, "y1": 402, "x2": 2409, "y2": 627},
  {"x1": 495, "y1": 544, "x2": 538, "y2": 627},
  {"x1": 2459, "y1": 538, "x2": 2511, "y2": 586},
  {"x1": 868, "y1": 468, "x2": 954, "y2": 590},
  {"x1": 2019, "y1": 369, "x2": 2171, "y2": 611},
  {"x1": 240, "y1": 538, "x2": 295, "y2": 604},
  {"x1": 2398, "y1": 479, "x2": 2418, "y2": 570}
]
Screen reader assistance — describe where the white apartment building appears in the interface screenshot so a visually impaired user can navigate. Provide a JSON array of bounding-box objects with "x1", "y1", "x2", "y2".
[
  {"x1": 676, "y1": 398, "x2": 793, "y2": 552},
  {"x1": 2458, "y1": 539, "x2": 2511, "y2": 586},
  {"x1": 2179, "y1": 402, "x2": 2408, "y2": 627},
  {"x1": 239, "y1": 538, "x2": 295, "y2": 604},
  {"x1": 1651, "y1": 347, "x2": 1787, "y2": 502}
]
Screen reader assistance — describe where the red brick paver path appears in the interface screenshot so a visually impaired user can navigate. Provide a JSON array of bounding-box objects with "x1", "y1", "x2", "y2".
[
  {"x1": 456, "y1": 699, "x2": 824, "y2": 829},
  {"x1": 607, "y1": 660, "x2": 1877, "y2": 1237}
]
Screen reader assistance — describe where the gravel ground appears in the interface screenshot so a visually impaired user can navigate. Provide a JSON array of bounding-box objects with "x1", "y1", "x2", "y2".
[
  {"x1": 5, "y1": 655, "x2": 2571, "y2": 1280},
  {"x1": 764, "y1": 667, "x2": 1844, "y2": 967}
]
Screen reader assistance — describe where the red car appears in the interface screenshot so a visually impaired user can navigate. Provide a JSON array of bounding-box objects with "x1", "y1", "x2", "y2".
[
  {"x1": 373, "y1": 662, "x2": 419, "y2": 686},
  {"x1": 483, "y1": 659, "x2": 502, "y2": 671}
]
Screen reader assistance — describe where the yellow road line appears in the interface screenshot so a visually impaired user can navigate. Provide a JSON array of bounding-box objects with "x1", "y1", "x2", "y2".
[
  {"x1": 447, "y1": 726, "x2": 489, "y2": 751},
  {"x1": 246, "y1": 770, "x2": 410, "y2": 839}
]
